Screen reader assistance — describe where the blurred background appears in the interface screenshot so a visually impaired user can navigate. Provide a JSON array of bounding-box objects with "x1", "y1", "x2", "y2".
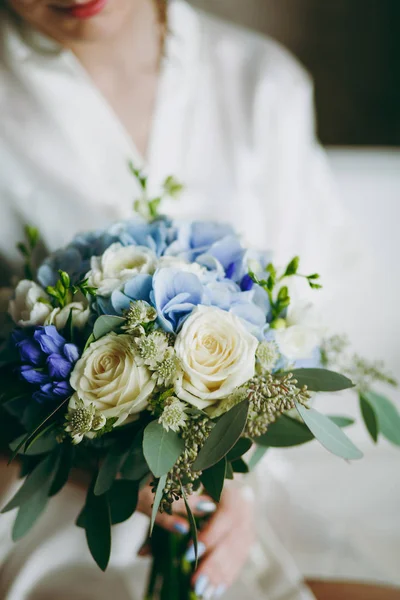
[
  {"x1": 191, "y1": 0, "x2": 400, "y2": 145},
  {"x1": 189, "y1": 0, "x2": 400, "y2": 588}
]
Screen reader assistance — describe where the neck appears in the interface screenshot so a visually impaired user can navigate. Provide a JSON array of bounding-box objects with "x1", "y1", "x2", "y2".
[{"x1": 67, "y1": 0, "x2": 163, "y2": 76}]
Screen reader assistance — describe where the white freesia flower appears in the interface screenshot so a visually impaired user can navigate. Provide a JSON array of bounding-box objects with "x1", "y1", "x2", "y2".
[
  {"x1": 174, "y1": 305, "x2": 258, "y2": 409},
  {"x1": 8, "y1": 280, "x2": 52, "y2": 327},
  {"x1": 70, "y1": 333, "x2": 155, "y2": 426},
  {"x1": 86, "y1": 243, "x2": 158, "y2": 296},
  {"x1": 274, "y1": 302, "x2": 325, "y2": 361},
  {"x1": 46, "y1": 301, "x2": 90, "y2": 331}
]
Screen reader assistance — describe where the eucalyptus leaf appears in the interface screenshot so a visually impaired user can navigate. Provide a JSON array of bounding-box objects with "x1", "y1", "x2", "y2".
[
  {"x1": 225, "y1": 461, "x2": 234, "y2": 480},
  {"x1": 2, "y1": 453, "x2": 57, "y2": 513},
  {"x1": 226, "y1": 438, "x2": 252, "y2": 462},
  {"x1": 361, "y1": 391, "x2": 400, "y2": 446},
  {"x1": 143, "y1": 421, "x2": 184, "y2": 477},
  {"x1": 108, "y1": 480, "x2": 139, "y2": 525},
  {"x1": 296, "y1": 403, "x2": 363, "y2": 460},
  {"x1": 12, "y1": 487, "x2": 50, "y2": 541},
  {"x1": 359, "y1": 394, "x2": 379, "y2": 443},
  {"x1": 231, "y1": 458, "x2": 249, "y2": 473},
  {"x1": 49, "y1": 444, "x2": 74, "y2": 497},
  {"x1": 193, "y1": 401, "x2": 249, "y2": 472},
  {"x1": 200, "y1": 458, "x2": 226, "y2": 503},
  {"x1": 248, "y1": 446, "x2": 268, "y2": 471},
  {"x1": 182, "y1": 486, "x2": 199, "y2": 568},
  {"x1": 10, "y1": 426, "x2": 58, "y2": 456},
  {"x1": 255, "y1": 414, "x2": 314, "y2": 447},
  {"x1": 285, "y1": 369, "x2": 354, "y2": 392},
  {"x1": 120, "y1": 432, "x2": 149, "y2": 482},
  {"x1": 93, "y1": 315, "x2": 125, "y2": 340},
  {"x1": 84, "y1": 479, "x2": 111, "y2": 571},
  {"x1": 150, "y1": 474, "x2": 167, "y2": 534},
  {"x1": 94, "y1": 444, "x2": 127, "y2": 496}
]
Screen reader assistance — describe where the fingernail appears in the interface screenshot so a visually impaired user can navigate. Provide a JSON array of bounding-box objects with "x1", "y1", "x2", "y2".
[
  {"x1": 185, "y1": 541, "x2": 206, "y2": 563},
  {"x1": 196, "y1": 500, "x2": 217, "y2": 513},
  {"x1": 138, "y1": 542, "x2": 151, "y2": 556},
  {"x1": 203, "y1": 585, "x2": 215, "y2": 599},
  {"x1": 194, "y1": 574, "x2": 209, "y2": 597},
  {"x1": 173, "y1": 521, "x2": 189, "y2": 534},
  {"x1": 214, "y1": 584, "x2": 227, "y2": 598}
]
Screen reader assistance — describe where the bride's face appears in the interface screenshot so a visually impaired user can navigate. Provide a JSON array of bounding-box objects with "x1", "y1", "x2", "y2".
[{"x1": 7, "y1": 0, "x2": 136, "y2": 42}]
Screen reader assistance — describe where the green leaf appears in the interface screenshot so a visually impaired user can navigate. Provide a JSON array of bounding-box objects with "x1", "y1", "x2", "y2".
[
  {"x1": 231, "y1": 458, "x2": 249, "y2": 473},
  {"x1": 2, "y1": 453, "x2": 57, "y2": 513},
  {"x1": 285, "y1": 368, "x2": 355, "y2": 392},
  {"x1": 8, "y1": 397, "x2": 69, "y2": 464},
  {"x1": 182, "y1": 485, "x2": 199, "y2": 568},
  {"x1": 49, "y1": 443, "x2": 74, "y2": 497},
  {"x1": 359, "y1": 394, "x2": 379, "y2": 443},
  {"x1": 120, "y1": 432, "x2": 150, "y2": 482},
  {"x1": 226, "y1": 438, "x2": 252, "y2": 462},
  {"x1": 361, "y1": 391, "x2": 400, "y2": 446},
  {"x1": 94, "y1": 444, "x2": 126, "y2": 496},
  {"x1": 224, "y1": 461, "x2": 234, "y2": 480},
  {"x1": 248, "y1": 446, "x2": 268, "y2": 470},
  {"x1": 143, "y1": 421, "x2": 184, "y2": 478},
  {"x1": 256, "y1": 414, "x2": 354, "y2": 448},
  {"x1": 12, "y1": 487, "x2": 50, "y2": 541},
  {"x1": 108, "y1": 480, "x2": 139, "y2": 525},
  {"x1": 284, "y1": 256, "x2": 300, "y2": 276},
  {"x1": 84, "y1": 479, "x2": 111, "y2": 571},
  {"x1": 25, "y1": 225, "x2": 39, "y2": 249},
  {"x1": 10, "y1": 425, "x2": 58, "y2": 456},
  {"x1": 256, "y1": 415, "x2": 314, "y2": 447},
  {"x1": 83, "y1": 333, "x2": 96, "y2": 352},
  {"x1": 93, "y1": 315, "x2": 125, "y2": 340},
  {"x1": 329, "y1": 416, "x2": 355, "y2": 428},
  {"x1": 200, "y1": 458, "x2": 226, "y2": 503},
  {"x1": 193, "y1": 401, "x2": 249, "y2": 472},
  {"x1": 150, "y1": 474, "x2": 167, "y2": 534},
  {"x1": 296, "y1": 403, "x2": 363, "y2": 460}
]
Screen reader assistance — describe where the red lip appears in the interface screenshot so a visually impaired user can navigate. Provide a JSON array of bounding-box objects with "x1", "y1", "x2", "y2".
[{"x1": 58, "y1": 0, "x2": 108, "y2": 19}]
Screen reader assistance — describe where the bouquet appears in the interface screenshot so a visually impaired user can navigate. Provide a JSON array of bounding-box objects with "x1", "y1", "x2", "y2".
[{"x1": 1, "y1": 172, "x2": 398, "y2": 600}]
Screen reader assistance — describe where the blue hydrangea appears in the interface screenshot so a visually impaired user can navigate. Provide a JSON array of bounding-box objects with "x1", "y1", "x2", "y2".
[{"x1": 13, "y1": 326, "x2": 79, "y2": 403}]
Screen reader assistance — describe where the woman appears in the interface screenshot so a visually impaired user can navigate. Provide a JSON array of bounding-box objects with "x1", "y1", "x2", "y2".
[{"x1": 0, "y1": 1, "x2": 397, "y2": 600}]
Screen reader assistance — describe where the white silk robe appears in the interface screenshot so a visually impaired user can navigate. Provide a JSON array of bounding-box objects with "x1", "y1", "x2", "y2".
[{"x1": 0, "y1": 1, "x2": 385, "y2": 598}]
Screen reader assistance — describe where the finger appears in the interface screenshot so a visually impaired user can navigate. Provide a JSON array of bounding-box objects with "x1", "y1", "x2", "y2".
[
  {"x1": 192, "y1": 530, "x2": 251, "y2": 596},
  {"x1": 154, "y1": 510, "x2": 190, "y2": 535},
  {"x1": 172, "y1": 494, "x2": 217, "y2": 517}
]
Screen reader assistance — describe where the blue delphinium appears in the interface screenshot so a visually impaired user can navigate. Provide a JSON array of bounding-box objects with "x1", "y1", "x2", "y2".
[{"x1": 13, "y1": 326, "x2": 79, "y2": 403}]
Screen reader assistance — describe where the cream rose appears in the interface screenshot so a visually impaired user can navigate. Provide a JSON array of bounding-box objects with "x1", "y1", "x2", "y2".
[
  {"x1": 86, "y1": 243, "x2": 158, "y2": 296},
  {"x1": 70, "y1": 333, "x2": 155, "y2": 425},
  {"x1": 8, "y1": 280, "x2": 52, "y2": 327},
  {"x1": 174, "y1": 305, "x2": 258, "y2": 409},
  {"x1": 45, "y1": 301, "x2": 90, "y2": 331}
]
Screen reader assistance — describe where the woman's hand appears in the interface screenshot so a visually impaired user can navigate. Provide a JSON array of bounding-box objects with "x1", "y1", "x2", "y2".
[
  {"x1": 137, "y1": 483, "x2": 256, "y2": 598},
  {"x1": 190, "y1": 485, "x2": 255, "y2": 598}
]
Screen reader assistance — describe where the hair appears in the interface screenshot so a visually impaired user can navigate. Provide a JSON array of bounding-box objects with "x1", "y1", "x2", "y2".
[{"x1": 155, "y1": 0, "x2": 167, "y2": 26}]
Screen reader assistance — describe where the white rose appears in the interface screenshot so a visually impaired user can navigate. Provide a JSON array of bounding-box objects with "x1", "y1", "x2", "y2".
[
  {"x1": 70, "y1": 333, "x2": 155, "y2": 425},
  {"x1": 86, "y1": 243, "x2": 158, "y2": 296},
  {"x1": 8, "y1": 280, "x2": 52, "y2": 327},
  {"x1": 46, "y1": 301, "x2": 90, "y2": 331},
  {"x1": 274, "y1": 302, "x2": 325, "y2": 361},
  {"x1": 174, "y1": 305, "x2": 258, "y2": 409}
]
